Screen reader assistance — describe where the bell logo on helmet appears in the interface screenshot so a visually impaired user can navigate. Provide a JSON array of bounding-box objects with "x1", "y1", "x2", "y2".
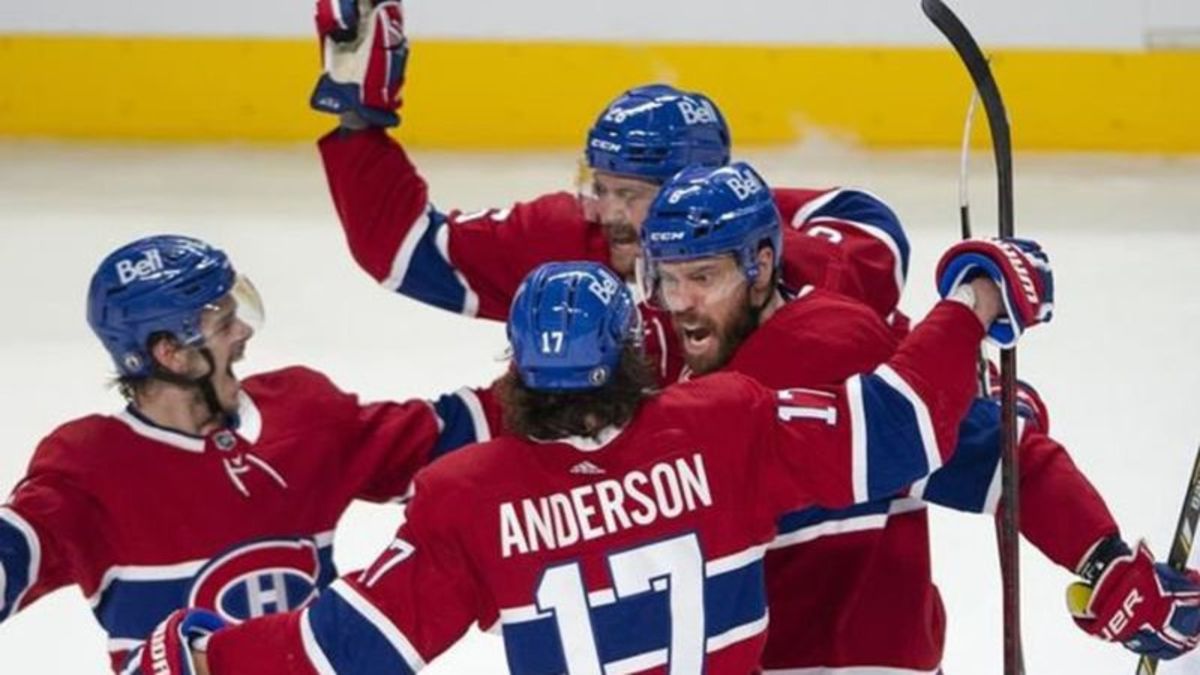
[
  {"x1": 677, "y1": 98, "x2": 719, "y2": 126},
  {"x1": 115, "y1": 249, "x2": 166, "y2": 285},
  {"x1": 587, "y1": 273, "x2": 621, "y2": 305},
  {"x1": 726, "y1": 171, "x2": 764, "y2": 201}
]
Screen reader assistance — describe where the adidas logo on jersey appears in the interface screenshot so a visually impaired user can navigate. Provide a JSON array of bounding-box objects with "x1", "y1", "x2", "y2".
[{"x1": 570, "y1": 460, "x2": 605, "y2": 475}]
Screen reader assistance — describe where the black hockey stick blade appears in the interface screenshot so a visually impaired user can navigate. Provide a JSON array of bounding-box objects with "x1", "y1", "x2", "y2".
[{"x1": 1136, "y1": 443, "x2": 1200, "y2": 675}]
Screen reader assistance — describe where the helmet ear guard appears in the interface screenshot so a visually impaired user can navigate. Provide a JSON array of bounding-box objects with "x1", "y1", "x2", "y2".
[
  {"x1": 508, "y1": 262, "x2": 639, "y2": 392},
  {"x1": 585, "y1": 84, "x2": 731, "y2": 182}
]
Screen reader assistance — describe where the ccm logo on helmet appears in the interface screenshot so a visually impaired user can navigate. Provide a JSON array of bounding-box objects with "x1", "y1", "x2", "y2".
[
  {"x1": 650, "y1": 231, "x2": 687, "y2": 242},
  {"x1": 726, "y1": 172, "x2": 764, "y2": 201},
  {"x1": 590, "y1": 139, "x2": 622, "y2": 153},
  {"x1": 115, "y1": 249, "x2": 166, "y2": 285}
]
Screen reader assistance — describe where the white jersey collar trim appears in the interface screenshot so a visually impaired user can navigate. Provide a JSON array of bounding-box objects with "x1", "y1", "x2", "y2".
[
  {"x1": 115, "y1": 389, "x2": 263, "y2": 452},
  {"x1": 533, "y1": 425, "x2": 624, "y2": 453}
]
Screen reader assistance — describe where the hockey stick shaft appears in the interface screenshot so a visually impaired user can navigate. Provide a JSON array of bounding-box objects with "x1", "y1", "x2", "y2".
[
  {"x1": 1136, "y1": 443, "x2": 1200, "y2": 675},
  {"x1": 920, "y1": 2, "x2": 1023, "y2": 673},
  {"x1": 957, "y1": 89, "x2": 991, "y2": 395}
]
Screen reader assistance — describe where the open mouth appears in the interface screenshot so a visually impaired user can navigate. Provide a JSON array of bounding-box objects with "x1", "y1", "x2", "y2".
[{"x1": 679, "y1": 324, "x2": 715, "y2": 355}]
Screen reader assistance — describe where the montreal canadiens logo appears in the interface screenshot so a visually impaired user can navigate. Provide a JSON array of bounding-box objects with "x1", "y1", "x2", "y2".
[{"x1": 188, "y1": 538, "x2": 323, "y2": 623}]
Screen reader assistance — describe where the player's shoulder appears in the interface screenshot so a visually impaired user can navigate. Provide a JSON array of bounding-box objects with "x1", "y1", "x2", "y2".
[
  {"x1": 775, "y1": 287, "x2": 891, "y2": 331},
  {"x1": 727, "y1": 289, "x2": 897, "y2": 385},
  {"x1": 651, "y1": 372, "x2": 766, "y2": 416},
  {"x1": 242, "y1": 366, "x2": 343, "y2": 400},
  {"x1": 241, "y1": 366, "x2": 362, "y2": 424},
  {"x1": 772, "y1": 186, "x2": 898, "y2": 226},
  {"x1": 770, "y1": 186, "x2": 835, "y2": 223},
  {"x1": 27, "y1": 413, "x2": 130, "y2": 475},
  {"x1": 504, "y1": 190, "x2": 586, "y2": 228},
  {"x1": 412, "y1": 436, "x2": 524, "y2": 495}
]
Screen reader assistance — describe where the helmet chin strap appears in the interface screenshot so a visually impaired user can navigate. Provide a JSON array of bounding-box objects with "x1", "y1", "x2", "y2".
[
  {"x1": 747, "y1": 267, "x2": 781, "y2": 329},
  {"x1": 148, "y1": 347, "x2": 228, "y2": 428}
]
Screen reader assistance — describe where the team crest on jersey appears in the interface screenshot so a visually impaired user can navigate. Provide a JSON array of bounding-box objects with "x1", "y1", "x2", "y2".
[{"x1": 187, "y1": 538, "x2": 323, "y2": 623}]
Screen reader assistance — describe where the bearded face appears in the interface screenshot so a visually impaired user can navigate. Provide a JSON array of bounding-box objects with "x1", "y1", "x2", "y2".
[{"x1": 654, "y1": 255, "x2": 759, "y2": 376}]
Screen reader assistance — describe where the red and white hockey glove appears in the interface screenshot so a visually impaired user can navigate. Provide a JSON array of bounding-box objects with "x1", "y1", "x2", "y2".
[
  {"x1": 936, "y1": 238, "x2": 1054, "y2": 349},
  {"x1": 984, "y1": 359, "x2": 1050, "y2": 434},
  {"x1": 311, "y1": 0, "x2": 408, "y2": 128},
  {"x1": 1067, "y1": 541, "x2": 1200, "y2": 660},
  {"x1": 122, "y1": 608, "x2": 227, "y2": 675}
]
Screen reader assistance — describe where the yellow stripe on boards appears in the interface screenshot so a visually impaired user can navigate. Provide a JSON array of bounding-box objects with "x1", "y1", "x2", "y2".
[{"x1": 0, "y1": 35, "x2": 1197, "y2": 151}]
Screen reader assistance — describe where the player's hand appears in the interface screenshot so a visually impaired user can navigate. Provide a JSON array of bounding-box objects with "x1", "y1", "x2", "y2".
[
  {"x1": 984, "y1": 359, "x2": 1050, "y2": 433},
  {"x1": 1067, "y1": 541, "x2": 1200, "y2": 660},
  {"x1": 311, "y1": 0, "x2": 408, "y2": 128},
  {"x1": 122, "y1": 608, "x2": 227, "y2": 675},
  {"x1": 936, "y1": 238, "x2": 1053, "y2": 348}
]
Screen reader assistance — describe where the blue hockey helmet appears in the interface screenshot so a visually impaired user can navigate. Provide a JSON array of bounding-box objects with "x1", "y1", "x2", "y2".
[
  {"x1": 640, "y1": 161, "x2": 783, "y2": 283},
  {"x1": 86, "y1": 235, "x2": 254, "y2": 377},
  {"x1": 585, "y1": 84, "x2": 731, "y2": 182},
  {"x1": 508, "y1": 262, "x2": 639, "y2": 391}
]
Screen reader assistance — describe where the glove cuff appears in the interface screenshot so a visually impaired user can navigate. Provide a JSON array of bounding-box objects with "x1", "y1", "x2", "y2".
[{"x1": 1078, "y1": 534, "x2": 1133, "y2": 583}]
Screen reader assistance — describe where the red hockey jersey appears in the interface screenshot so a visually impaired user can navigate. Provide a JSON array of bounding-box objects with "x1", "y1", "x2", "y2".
[
  {"x1": 205, "y1": 301, "x2": 985, "y2": 675},
  {"x1": 317, "y1": 128, "x2": 911, "y2": 383},
  {"x1": 0, "y1": 367, "x2": 485, "y2": 672},
  {"x1": 720, "y1": 288, "x2": 1121, "y2": 672}
]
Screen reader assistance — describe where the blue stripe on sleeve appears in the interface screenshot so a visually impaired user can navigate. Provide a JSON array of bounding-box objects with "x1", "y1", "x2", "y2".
[
  {"x1": 395, "y1": 210, "x2": 471, "y2": 315},
  {"x1": 923, "y1": 399, "x2": 1003, "y2": 513},
  {"x1": 430, "y1": 391, "x2": 481, "y2": 459},
  {"x1": 775, "y1": 500, "x2": 892, "y2": 536},
  {"x1": 307, "y1": 586, "x2": 418, "y2": 675},
  {"x1": 809, "y1": 189, "x2": 910, "y2": 280},
  {"x1": 859, "y1": 373, "x2": 931, "y2": 499}
]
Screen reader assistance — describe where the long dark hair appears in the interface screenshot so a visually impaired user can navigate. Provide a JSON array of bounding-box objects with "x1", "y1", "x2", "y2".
[{"x1": 496, "y1": 345, "x2": 657, "y2": 440}]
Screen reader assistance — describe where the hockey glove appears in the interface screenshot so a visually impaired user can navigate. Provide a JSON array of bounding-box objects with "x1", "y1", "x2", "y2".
[
  {"x1": 984, "y1": 359, "x2": 1050, "y2": 434},
  {"x1": 312, "y1": 0, "x2": 408, "y2": 128},
  {"x1": 1067, "y1": 541, "x2": 1200, "y2": 660},
  {"x1": 936, "y1": 238, "x2": 1054, "y2": 348},
  {"x1": 123, "y1": 608, "x2": 227, "y2": 675}
]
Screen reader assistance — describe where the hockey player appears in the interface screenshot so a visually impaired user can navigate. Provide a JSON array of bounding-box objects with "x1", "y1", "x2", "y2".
[
  {"x1": 0, "y1": 235, "x2": 492, "y2": 671},
  {"x1": 309, "y1": 1, "x2": 1200, "y2": 667},
  {"x1": 137, "y1": 254, "x2": 1034, "y2": 675},
  {"x1": 309, "y1": 0, "x2": 910, "y2": 384},
  {"x1": 637, "y1": 162, "x2": 1200, "y2": 670}
]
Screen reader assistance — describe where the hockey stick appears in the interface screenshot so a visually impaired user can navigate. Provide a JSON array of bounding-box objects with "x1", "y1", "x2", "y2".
[
  {"x1": 957, "y1": 89, "x2": 991, "y2": 395},
  {"x1": 920, "y1": 2, "x2": 1024, "y2": 673},
  {"x1": 1136, "y1": 443, "x2": 1200, "y2": 675},
  {"x1": 958, "y1": 89, "x2": 979, "y2": 241}
]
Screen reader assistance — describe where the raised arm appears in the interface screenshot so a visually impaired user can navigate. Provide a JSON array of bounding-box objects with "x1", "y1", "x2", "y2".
[
  {"x1": 0, "y1": 440, "x2": 100, "y2": 627},
  {"x1": 774, "y1": 187, "x2": 909, "y2": 324}
]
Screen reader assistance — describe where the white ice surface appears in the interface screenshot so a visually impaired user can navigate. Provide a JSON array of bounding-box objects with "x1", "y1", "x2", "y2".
[{"x1": 0, "y1": 139, "x2": 1197, "y2": 674}]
